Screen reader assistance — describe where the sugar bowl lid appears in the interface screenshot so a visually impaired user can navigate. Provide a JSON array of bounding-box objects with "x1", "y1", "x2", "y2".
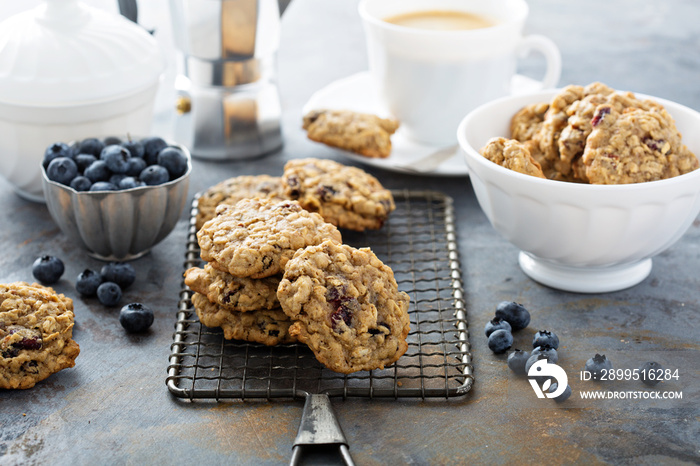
[{"x1": 0, "y1": 0, "x2": 165, "y2": 106}]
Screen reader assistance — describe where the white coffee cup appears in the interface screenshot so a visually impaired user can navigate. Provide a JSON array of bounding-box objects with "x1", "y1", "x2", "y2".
[{"x1": 359, "y1": 0, "x2": 562, "y2": 146}]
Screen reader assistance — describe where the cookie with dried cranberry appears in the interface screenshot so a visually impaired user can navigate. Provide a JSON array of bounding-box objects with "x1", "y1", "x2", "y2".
[
  {"x1": 191, "y1": 293, "x2": 296, "y2": 346},
  {"x1": 480, "y1": 137, "x2": 546, "y2": 179},
  {"x1": 197, "y1": 198, "x2": 342, "y2": 279},
  {"x1": 282, "y1": 158, "x2": 395, "y2": 231},
  {"x1": 195, "y1": 175, "x2": 288, "y2": 230},
  {"x1": 582, "y1": 105, "x2": 699, "y2": 184},
  {"x1": 277, "y1": 240, "x2": 411, "y2": 374},
  {"x1": 1, "y1": 282, "x2": 80, "y2": 389},
  {"x1": 303, "y1": 109, "x2": 399, "y2": 158},
  {"x1": 184, "y1": 264, "x2": 280, "y2": 312}
]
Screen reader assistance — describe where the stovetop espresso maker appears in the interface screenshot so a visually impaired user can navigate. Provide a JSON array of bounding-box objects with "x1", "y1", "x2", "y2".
[{"x1": 169, "y1": 0, "x2": 283, "y2": 159}]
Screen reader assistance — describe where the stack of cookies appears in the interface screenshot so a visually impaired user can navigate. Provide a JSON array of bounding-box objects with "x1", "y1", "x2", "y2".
[
  {"x1": 186, "y1": 198, "x2": 342, "y2": 345},
  {"x1": 186, "y1": 158, "x2": 410, "y2": 373},
  {"x1": 1, "y1": 282, "x2": 80, "y2": 389}
]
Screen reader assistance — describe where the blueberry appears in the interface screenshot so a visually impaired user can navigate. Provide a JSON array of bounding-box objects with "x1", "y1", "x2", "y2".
[
  {"x1": 100, "y1": 262, "x2": 136, "y2": 289},
  {"x1": 75, "y1": 269, "x2": 103, "y2": 296},
  {"x1": 43, "y1": 142, "x2": 71, "y2": 168},
  {"x1": 157, "y1": 147, "x2": 188, "y2": 180},
  {"x1": 484, "y1": 317, "x2": 511, "y2": 338},
  {"x1": 495, "y1": 301, "x2": 530, "y2": 331},
  {"x1": 103, "y1": 136, "x2": 122, "y2": 146},
  {"x1": 507, "y1": 349, "x2": 530, "y2": 375},
  {"x1": 487, "y1": 329, "x2": 513, "y2": 354},
  {"x1": 533, "y1": 330, "x2": 559, "y2": 349},
  {"x1": 32, "y1": 256, "x2": 65, "y2": 284},
  {"x1": 68, "y1": 141, "x2": 82, "y2": 158},
  {"x1": 89, "y1": 181, "x2": 118, "y2": 192},
  {"x1": 122, "y1": 140, "x2": 145, "y2": 159},
  {"x1": 584, "y1": 354, "x2": 612, "y2": 379},
  {"x1": 70, "y1": 176, "x2": 92, "y2": 192},
  {"x1": 532, "y1": 345, "x2": 558, "y2": 363},
  {"x1": 118, "y1": 177, "x2": 144, "y2": 190},
  {"x1": 639, "y1": 361, "x2": 663, "y2": 386},
  {"x1": 74, "y1": 154, "x2": 97, "y2": 172},
  {"x1": 547, "y1": 382, "x2": 572, "y2": 402},
  {"x1": 96, "y1": 282, "x2": 122, "y2": 307},
  {"x1": 119, "y1": 303, "x2": 154, "y2": 333},
  {"x1": 100, "y1": 145, "x2": 130, "y2": 174},
  {"x1": 46, "y1": 157, "x2": 79, "y2": 185},
  {"x1": 84, "y1": 160, "x2": 111, "y2": 182},
  {"x1": 109, "y1": 174, "x2": 127, "y2": 186},
  {"x1": 141, "y1": 137, "x2": 168, "y2": 165},
  {"x1": 139, "y1": 165, "x2": 170, "y2": 185},
  {"x1": 124, "y1": 156, "x2": 147, "y2": 177},
  {"x1": 79, "y1": 138, "x2": 105, "y2": 157}
]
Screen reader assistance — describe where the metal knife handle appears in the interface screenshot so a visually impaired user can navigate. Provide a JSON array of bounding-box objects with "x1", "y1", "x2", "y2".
[{"x1": 290, "y1": 394, "x2": 355, "y2": 466}]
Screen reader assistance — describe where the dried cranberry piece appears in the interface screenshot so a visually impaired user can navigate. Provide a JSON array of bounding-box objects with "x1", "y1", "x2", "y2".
[
  {"x1": 644, "y1": 138, "x2": 666, "y2": 152},
  {"x1": 15, "y1": 336, "x2": 43, "y2": 351},
  {"x1": 591, "y1": 107, "x2": 611, "y2": 127},
  {"x1": 22, "y1": 360, "x2": 39, "y2": 374},
  {"x1": 326, "y1": 286, "x2": 345, "y2": 306},
  {"x1": 286, "y1": 176, "x2": 301, "y2": 198},
  {"x1": 326, "y1": 286, "x2": 359, "y2": 332},
  {"x1": 316, "y1": 185, "x2": 337, "y2": 201},
  {"x1": 330, "y1": 307, "x2": 353, "y2": 329},
  {"x1": 2, "y1": 348, "x2": 19, "y2": 359}
]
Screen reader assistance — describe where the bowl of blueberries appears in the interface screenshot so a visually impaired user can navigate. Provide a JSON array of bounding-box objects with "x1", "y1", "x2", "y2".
[{"x1": 41, "y1": 135, "x2": 191, "y2": 261}]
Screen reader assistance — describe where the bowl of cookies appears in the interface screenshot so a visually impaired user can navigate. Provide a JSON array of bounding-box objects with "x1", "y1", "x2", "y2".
[{"x1": 457, "y1": 83, "x2": 700, "y2": 293}]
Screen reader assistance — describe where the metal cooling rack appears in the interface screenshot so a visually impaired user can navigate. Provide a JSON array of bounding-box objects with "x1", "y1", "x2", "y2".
[{"x1": 167, "y1": 189, "x2": 472, "y2": 401}]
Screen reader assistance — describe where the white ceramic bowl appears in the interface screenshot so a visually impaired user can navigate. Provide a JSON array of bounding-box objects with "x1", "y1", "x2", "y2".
[{"x1": 458, "y1": 90, "x2": 700, "y2": 293}]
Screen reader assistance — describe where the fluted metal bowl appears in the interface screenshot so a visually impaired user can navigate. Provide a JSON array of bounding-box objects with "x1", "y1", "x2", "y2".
[{"x1": 41, "y1": 141, "x2": 191, "y2": 261}]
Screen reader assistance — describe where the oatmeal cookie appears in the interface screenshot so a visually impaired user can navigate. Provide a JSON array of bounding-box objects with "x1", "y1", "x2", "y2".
[
  {"x1": 1, "y1": 282, "x2": 80, "y2": 389},
  {"x1": 537, "y1": 84, "x2": 585, "y2": 173},
  {"x1": 582, "y1": 105, "x2": 699, "y2": 184},
  {"x1": 511, "y1": 102, "x2": 549, "y2": 143},
  {"x1": 191, "y1": 293, "x2": 296, "y2": 345},
  {"x1": 184, "y1": 264, "x2": 280, "y2": 312},
  {"x1": 197, "y1": 198, "x2": 342, "y2": 279},
  {"x1": 282, "y1": 158, "x2": 395, "y2": 231},
  {"x1": 480, "y1": 137, "x2": 546, "y2": 179},
  {"x1": 195, "y1": 175, "x2": 287, "y2": 230},
  {"x1": 303, "y1": 109, "x2": 399, "y2": 158},
  {"x1": 277, "y1": 240, "x2": 411, "y2": 374}
]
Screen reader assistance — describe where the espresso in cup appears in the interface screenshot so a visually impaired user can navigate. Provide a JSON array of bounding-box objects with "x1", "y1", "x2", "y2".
[{"x1": 384, "y1": 10, "x2": 494, "y2": 31}]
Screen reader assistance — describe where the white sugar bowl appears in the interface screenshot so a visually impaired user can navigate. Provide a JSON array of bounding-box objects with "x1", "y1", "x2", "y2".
[{"x1": 0, "y1": 0, "x2": 165, "y2": 202}]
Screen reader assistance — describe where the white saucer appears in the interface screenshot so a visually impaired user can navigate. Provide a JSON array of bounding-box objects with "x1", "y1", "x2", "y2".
[{"x1": 303, "y1": 71, "x2": 542, "y2": 176}]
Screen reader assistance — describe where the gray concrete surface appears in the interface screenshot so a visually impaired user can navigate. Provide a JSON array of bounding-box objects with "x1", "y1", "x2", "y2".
[{"x1": 1, "y1": 0, "x2": 699, "y2": 464}]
